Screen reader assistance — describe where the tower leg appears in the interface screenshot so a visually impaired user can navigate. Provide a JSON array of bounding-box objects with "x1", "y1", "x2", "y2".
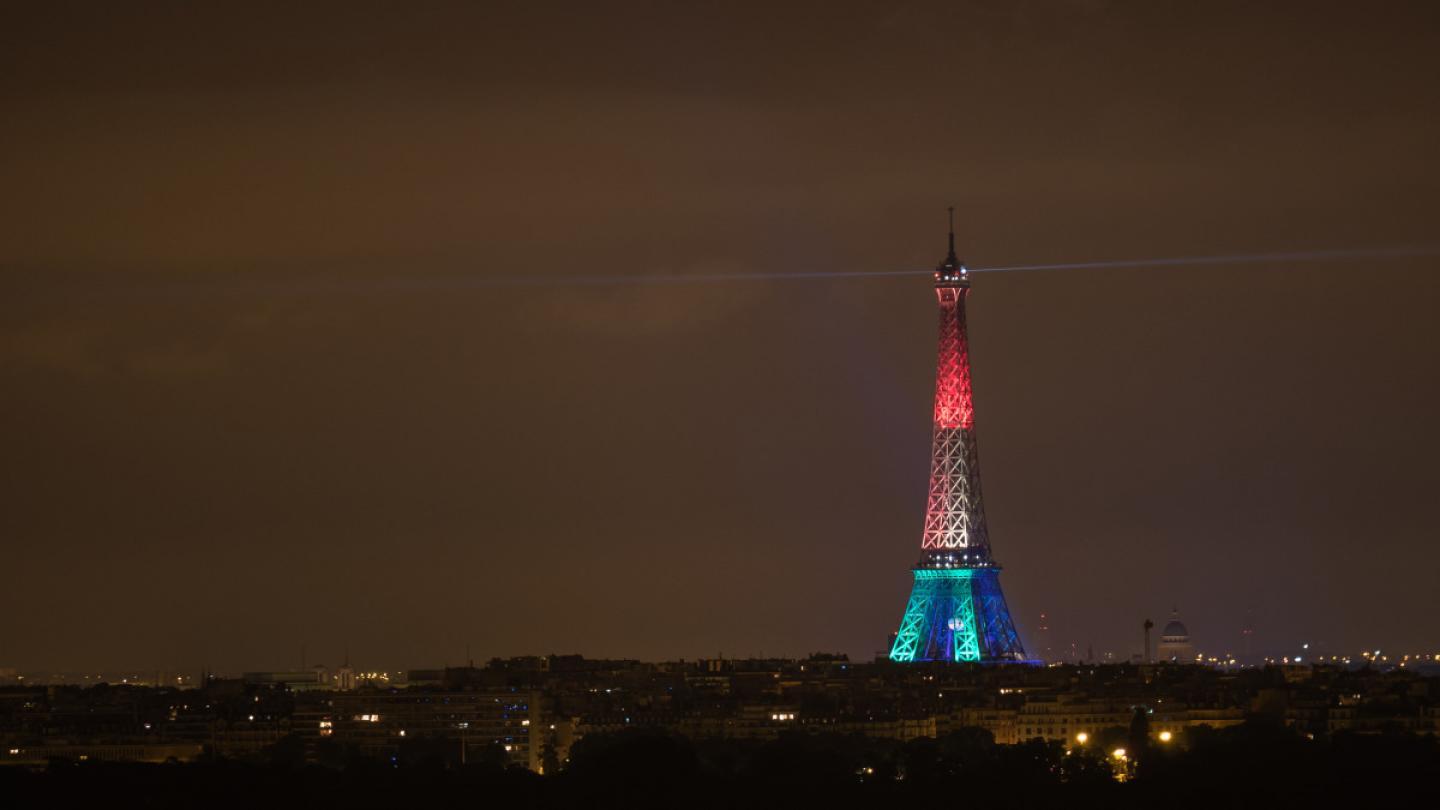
[
  {"x1": 972, "y1": 569, "x2": 1025, "y2": 661},
  {"x1": 948, "y1": 580, "x2": 980, "y2": 662},
  {"x1": 889, "y1": 587, "x2": 931, "y2": 662}
]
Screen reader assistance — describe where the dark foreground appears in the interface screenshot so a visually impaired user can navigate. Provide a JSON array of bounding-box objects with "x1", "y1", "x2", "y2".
[{"x1": 4, "y1": 720, "x2": 1437, "y2": 809}]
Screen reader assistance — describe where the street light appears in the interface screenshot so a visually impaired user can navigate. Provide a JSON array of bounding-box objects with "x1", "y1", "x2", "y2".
[
  {"x1": 1159, "y1": 731, "x2": 1173, "y2": 743},
  {"x1": 1112, "y1": 748, "x2": 1127, "y2": 760},
  {"x1": 1075, "y1": 732, "x2": 1089, "y2": 744}
]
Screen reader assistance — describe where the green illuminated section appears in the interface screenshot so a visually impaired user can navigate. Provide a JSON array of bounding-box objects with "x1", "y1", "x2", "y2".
[
  {"x1": 950, "y1": 584, "x2": 980, "y2": 662},
  {"x1": 889, "y1": 568, "x2": 981, "y2": 663}
]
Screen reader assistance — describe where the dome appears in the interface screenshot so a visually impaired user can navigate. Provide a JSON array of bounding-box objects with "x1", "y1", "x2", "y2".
[{"x1": 1161, "y1": 620, "x2": 1188, "y2": 637}]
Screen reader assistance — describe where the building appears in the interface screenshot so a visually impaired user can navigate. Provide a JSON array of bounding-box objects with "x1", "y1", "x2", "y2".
[
  {"x1": 1158, "y1": 611, "x2": 1195, "y2": 662},
  {"x1": 7, "y1": 657, "x2": 1440, "y2": 772},
  {"x1": 242, "y1": 670, "x2": 330, "y2": 692},
  {"x1": 292, "y1": 688, "x2": 544, "y2": 771}
]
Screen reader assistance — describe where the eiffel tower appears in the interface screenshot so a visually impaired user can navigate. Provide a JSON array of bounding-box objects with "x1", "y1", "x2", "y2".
[{"x1": 889, "y1": 213, "x2": 1027, "y2": 664}]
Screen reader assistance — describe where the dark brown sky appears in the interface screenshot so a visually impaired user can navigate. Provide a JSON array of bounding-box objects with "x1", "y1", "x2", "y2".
[{"x1": 4, "y1": 1, "x2": 1439, "y2": 672}]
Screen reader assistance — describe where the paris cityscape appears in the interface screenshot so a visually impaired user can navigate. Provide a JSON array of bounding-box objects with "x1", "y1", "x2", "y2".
[{"x1": 4, "y1": 2, "x2": 1440, "y2": 808}]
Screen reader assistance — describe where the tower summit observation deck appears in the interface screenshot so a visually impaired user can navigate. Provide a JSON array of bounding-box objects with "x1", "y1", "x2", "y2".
[{"x1": 889, "y1": 212, "x2": 1027, "y2": 664}]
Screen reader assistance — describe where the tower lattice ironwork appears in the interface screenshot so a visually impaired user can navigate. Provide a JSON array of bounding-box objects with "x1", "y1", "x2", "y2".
[{"x1": 889, "y1": 214, "x2": 1027, "y2": 664}]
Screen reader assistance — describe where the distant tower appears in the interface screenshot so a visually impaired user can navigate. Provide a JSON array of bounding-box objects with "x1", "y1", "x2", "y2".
[
  {"x1": 1241, "y1": 610, "x2": 1255, "y2": 661},
  {"x1": 1036, "y1": 612, "x2": 1052, "y2": 663},
  {"x1": 335, "y1": 647, "x2": 355, "y2": 691},
  {"x1": 889, "y1": 212, "x2": 1026, "y2": 664},
  {"x1": 1157, "y1": 609, "x2": 1194, "y2": 662}
]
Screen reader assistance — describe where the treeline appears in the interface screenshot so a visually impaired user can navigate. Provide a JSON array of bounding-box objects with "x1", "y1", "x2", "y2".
[{"x1": 3, "y1": 720, "x2": 1437, "y2": 809}]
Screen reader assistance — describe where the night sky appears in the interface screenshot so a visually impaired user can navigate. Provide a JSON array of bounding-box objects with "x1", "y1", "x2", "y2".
[{"x1": 4, "y1": 2, "x2": 1439, "y2": 673}]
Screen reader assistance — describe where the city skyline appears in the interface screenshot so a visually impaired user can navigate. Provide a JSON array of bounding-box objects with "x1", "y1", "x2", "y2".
[{"x1": 5, "y1": 2, "x2": 1440, "y2": 673}]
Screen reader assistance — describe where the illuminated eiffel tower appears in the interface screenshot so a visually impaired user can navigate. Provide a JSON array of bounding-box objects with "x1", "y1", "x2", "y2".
[{"x1": 888, "y1": 213, "x2": 1027, "y2": 664}]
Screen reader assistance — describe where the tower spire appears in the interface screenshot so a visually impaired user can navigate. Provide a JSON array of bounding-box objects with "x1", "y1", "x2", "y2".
[
  {"x1": 936, "y1": 206, "x2": 967, "y2": 284},
  {"x1": 947, "y1": 206, "x2": 958, "y2": 264}
]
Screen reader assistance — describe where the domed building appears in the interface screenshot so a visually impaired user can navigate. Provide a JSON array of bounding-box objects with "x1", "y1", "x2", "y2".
[{"x1": 1157, "y1": 610, "x2": 1194, "y2": 662}]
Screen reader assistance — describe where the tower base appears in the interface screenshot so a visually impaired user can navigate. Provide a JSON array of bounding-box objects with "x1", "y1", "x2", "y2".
[{"x1": 889, "y1": 567, "x2": 1026, "y2": 663}]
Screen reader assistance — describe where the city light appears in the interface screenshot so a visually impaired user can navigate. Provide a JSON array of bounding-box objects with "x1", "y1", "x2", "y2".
[
  {"x1": 1159, "y1": 731, "x2": 1172, "y2": 742},
  {"x1": 1075, "y1": 732, "x2": 1089, "y2": 744},
  {"x1": 1112, "y1": 748, "x2": 1127, "y2": 760}
]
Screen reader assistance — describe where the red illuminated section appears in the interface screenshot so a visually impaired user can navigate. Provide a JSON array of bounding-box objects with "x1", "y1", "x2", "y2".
[
  {"x1": 920, "y1": 268, "x2": 990, "y2": 556},
  {"x1": 932, "y1": 286, "x2": 974, "y2": 430}
]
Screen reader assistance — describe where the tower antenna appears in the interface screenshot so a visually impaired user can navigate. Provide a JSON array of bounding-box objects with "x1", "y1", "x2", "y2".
[{"x1": 947, "y1": 206, "x2": 957, "y2": 263}]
